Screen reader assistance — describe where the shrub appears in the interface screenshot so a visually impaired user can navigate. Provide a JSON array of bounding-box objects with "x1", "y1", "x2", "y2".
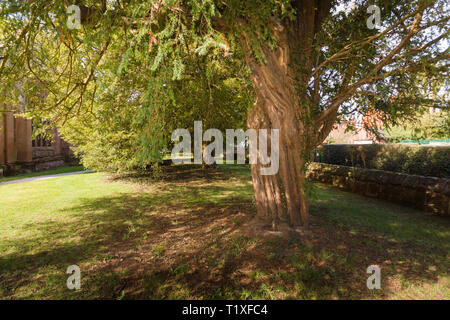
[{"x1": 317, "y1": 144, "x2": 450, "y2": 178}]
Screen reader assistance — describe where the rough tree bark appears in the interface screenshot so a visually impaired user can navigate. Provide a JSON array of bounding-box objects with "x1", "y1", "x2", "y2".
[{"x1": 242, "y1": 0, "x2": 334, "y2": 230}]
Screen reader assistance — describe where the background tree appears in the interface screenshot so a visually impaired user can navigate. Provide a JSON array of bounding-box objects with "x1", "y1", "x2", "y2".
[
  {"x1": 383, "y1": 108, "x2": 450, "y2": 142},
  {"x1": 0, "y1": 0, "x2": 448, "y2": 231},
  {"x1": 60, "y1": 45, "x2": 251, "y2": 171}
]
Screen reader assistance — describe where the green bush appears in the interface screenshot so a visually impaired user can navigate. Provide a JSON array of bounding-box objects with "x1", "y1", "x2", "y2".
[{"x1": 317, "y1": 144, "x2": 450, "y2": 178}]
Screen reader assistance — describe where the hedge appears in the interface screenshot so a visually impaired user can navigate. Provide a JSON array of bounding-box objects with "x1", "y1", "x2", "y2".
[{"x1": 316, "y1": 144, "x2": 450, "y2": 178}]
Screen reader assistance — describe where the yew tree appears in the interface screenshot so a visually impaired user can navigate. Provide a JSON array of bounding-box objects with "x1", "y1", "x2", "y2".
[{"x1": 0, "y1": 0, "x2": 448, "y2": 230}]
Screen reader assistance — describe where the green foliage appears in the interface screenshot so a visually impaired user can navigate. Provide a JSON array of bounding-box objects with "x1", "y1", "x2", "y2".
[
  {"x1": 59, "y1": 53, "x2": 251, "y2": 171},
  {"x1": 0, "y1": 0, "x2": 448, "y2": 172},
  {"x1": 384, "y1": 109, "x2": 450, "y2": 142},
  {"x1": 319, "y1": 144, "x2": 450, "y2": 178}
]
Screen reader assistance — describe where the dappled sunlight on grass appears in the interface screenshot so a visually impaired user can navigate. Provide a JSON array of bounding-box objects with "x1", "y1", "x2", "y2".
[
  {"x1": 311, "y1": 183, "x2": 450, "y2": 249},
  {"x1": 0, "y1": 164, "x2": 448, "y2": 299}
]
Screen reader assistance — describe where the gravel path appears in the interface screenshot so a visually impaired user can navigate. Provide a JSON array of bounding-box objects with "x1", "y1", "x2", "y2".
[{"x1": 0, "y1": 170, "x2": 93, "y2": 186}]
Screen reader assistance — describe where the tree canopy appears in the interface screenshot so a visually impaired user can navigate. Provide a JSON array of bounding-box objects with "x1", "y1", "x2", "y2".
[{"x1": 0, "y1": 0, "x2": 448, "y2": 229}]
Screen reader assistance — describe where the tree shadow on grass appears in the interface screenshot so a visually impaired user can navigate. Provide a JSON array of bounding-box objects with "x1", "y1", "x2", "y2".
[
  {"x1": 1, "y1": 166, "x2": 448, "y2": 299},
  {"x1": 0, "y1": 167, "x2": 253, "y2": 298},
  {"x1": 108, "y1": 164, "x2": 249, "y2": 184}
]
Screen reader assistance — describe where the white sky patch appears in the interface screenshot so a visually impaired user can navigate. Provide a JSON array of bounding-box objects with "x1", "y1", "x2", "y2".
[{"x1": 333, "y1": 0, "x2": 357, "y2": 15}]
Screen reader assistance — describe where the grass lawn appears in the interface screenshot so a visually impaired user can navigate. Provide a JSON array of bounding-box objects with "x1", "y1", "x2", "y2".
[
  {"x1": 0, "y1": 165, "x2": 448, "y2": 299},
  {"x1": 0, "y1": 166, "x2": 85, "y2": 183}
]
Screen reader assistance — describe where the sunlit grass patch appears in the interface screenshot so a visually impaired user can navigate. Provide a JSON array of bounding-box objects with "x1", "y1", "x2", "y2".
[{"x1": 0, "y1": 164, "x2": 448, "y2": 300}]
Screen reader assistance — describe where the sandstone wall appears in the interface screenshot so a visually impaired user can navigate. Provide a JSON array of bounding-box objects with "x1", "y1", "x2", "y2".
[
  {"x1": 307, "y1": 163, "x2": 449, "y2": 215},
  {"x1": 32, "y1": 147, "x2": 57, "y2": 159}
]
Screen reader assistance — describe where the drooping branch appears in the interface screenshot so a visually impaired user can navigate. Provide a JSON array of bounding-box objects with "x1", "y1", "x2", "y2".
[{"x1": 316, "y1": 8, "x2": 427, "y2": 125}]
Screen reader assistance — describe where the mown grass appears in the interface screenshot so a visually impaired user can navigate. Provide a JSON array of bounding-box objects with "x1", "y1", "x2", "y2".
[
  {"x1": 0, "y1": 164, "x2": 448, "y2": 300},
  {"x1": 0, "y1": 165, "x2": 85, "y2": 183}
]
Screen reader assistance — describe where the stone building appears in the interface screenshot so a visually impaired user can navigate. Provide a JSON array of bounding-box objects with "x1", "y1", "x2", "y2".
[{"x1": 0, "y1": 112, "x2": 74, "y2": 177}]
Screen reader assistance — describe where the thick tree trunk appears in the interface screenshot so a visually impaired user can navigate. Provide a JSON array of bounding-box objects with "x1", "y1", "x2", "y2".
[
  {"x1": 238, "y1": 1, "x2": 334, "y2": 230},
  {"x1": 247, "y1": 100, "x2": 310, "y2": 230},
  {"x1": 242, "y1": 24, "x2": 316, "y2": 230}
]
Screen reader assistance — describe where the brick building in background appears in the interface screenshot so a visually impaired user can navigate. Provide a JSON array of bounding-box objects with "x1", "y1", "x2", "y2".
[
  {"x1": 325, "y1": 110, "x2": 385, "y2": 145},
  {"x1": 0, "y1": 111, "x2": 74, "y2": 177}
]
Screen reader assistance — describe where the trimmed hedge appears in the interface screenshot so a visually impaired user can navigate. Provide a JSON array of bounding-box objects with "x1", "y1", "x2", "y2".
[{"x1": 316, "y1": 144, "x2": 450, "y2": 178}]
